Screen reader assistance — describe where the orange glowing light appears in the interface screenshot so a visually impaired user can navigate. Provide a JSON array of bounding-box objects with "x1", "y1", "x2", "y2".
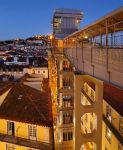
[{"x1": 49, "y1": 35, "x2": 53, "y2": 40}]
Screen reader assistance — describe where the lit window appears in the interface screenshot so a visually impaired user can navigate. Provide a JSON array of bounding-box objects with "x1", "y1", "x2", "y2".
[
  {"x1": 62, "y1": 95, "x2": 72, "y2": 107},
  {"x1": 63, "y1": 77, "x2": 72, "y2": 89},
  {"x1": 28, "y1": 125, "x2": 37, "y2": 140},
  {"x1": 63, "y1": 131, "x2": 73, "y2": 141},
  {"x1": 7, "y1": 121, "x2": 15, "y2": 136},
  {"x1": 105, "y1": 126, "x2": 111, "y2": 143}
]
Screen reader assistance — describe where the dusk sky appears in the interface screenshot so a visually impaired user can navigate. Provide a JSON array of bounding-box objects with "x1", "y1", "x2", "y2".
[{"x1": 0, "y1": 0, "x2": 123, "y2": 40}]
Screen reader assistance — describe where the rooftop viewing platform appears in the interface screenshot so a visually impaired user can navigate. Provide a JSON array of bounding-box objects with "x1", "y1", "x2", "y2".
[{"x1": 61, "y1": 7, "x2": 123, "y2": 88}]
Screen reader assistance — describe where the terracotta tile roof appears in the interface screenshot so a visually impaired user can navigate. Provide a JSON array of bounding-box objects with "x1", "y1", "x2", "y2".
[
  {"x1": 0, "y1": 77, "x2": 53, "y2": 127},
  {"x1": 103, "y1": 82, "x2": 123, "y2": 116},
  {"x1": 87, "y1": 81, "x2": 123, "y2": 116}
]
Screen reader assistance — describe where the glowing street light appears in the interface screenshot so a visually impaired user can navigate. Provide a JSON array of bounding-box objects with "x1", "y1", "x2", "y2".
[
  {"x1": 84, "y1": 35, "x2": 88, "y2": 39},
  {"x1": 49, "y1": 35, "x2": 53, "y2": 40}
]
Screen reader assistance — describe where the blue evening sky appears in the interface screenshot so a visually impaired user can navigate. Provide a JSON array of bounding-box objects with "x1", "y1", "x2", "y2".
[{"x1": 0, "y1": 0, "x2": 123, "y2": 40}]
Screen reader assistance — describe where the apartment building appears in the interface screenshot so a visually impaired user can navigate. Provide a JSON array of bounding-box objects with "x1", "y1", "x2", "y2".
[{"x1": 0, "y1": 75, "x2": 53, "y2": 150}]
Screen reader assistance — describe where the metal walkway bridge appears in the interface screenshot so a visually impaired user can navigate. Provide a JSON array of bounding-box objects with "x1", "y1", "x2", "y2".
[{"x1": 63, "y1": 7, "x2": 123, "y2": 87}]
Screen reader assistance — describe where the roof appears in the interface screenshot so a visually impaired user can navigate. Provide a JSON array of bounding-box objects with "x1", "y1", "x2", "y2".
[
  {"x1": 65, "y1": 7, "x2": 123, "y2": 39},
  {"x1": 54, "y1": 8, "x2": 83, "y2": 15},
  {"x1": 87, "y1": 81, "x2": 123, "y2": 116},
  {"x1": 0, "y1": 75, "x2": 53, "y2": 127},
  {"x1": 103, "y1": 82, "x2": 123, "y2": 116},
  {"x1": 0, "y1": 81, "x2": 12, "y2": 95}
]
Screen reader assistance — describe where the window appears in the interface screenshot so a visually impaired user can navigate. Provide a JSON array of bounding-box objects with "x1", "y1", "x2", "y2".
[
  {"x1": 62, "y1": 95, "x2": 72, "y2": 107},
  {"x1": 106, "y1": 105, "x2": 112, "y2": 122},
  {"x1": 43, "y1": 70, "x2": 45, "y2": 73},
  {"x1": 63, "y1": 131, "x2": 73, "y2": 141},
  {"x1": 62, "y1": 60, "x2": 72, "y2": 71},
  {"x1": 28, "y1": 125, "x2": 37, "y2": 140},
  {"x1": 105, "y1": 126, "x2": 111, "y2": 143},
  {"x1": 6, "y1": 144, "x2": 15, "y2": 150},
  {"x1": 7, "y1": 121, "x2": 15, "y2": 136},
  {"x1": 63, "y1": 111, "x2": 73, "y2": 124},
  {"x1": 63, "y1": 78, "x2": 72, "y2": 89}
]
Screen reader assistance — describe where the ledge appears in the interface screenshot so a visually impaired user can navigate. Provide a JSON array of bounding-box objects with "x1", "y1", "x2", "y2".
[{"x1": 0, "y1": 133, "x2": 53, "y2": 150}]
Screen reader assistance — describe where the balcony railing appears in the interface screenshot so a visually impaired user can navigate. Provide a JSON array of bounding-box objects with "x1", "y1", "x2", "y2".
[{"x1": 0, "y1": 133, "x2": 53, "y2": 150}]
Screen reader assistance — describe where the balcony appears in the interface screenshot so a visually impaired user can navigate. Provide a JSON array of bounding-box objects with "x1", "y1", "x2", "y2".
[{"x1": 0, "y1": 133, "x2": 53, "y2": 150}]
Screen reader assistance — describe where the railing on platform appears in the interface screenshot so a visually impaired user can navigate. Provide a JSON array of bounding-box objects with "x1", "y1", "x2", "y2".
[{"x1": 93, "y1": 33, "x2": 123, "y2": 48}]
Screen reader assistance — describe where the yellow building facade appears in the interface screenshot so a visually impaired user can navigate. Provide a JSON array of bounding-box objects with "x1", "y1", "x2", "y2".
[
  {"x1": 49, "y1": 39, "x2": 123, "y2": 150},
  {"x1": 0, "y1": 75, "x2": 53, "y2": 150},
  {"x1": 0, "y1": 119, "x2": 52, "y2": 150}
]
